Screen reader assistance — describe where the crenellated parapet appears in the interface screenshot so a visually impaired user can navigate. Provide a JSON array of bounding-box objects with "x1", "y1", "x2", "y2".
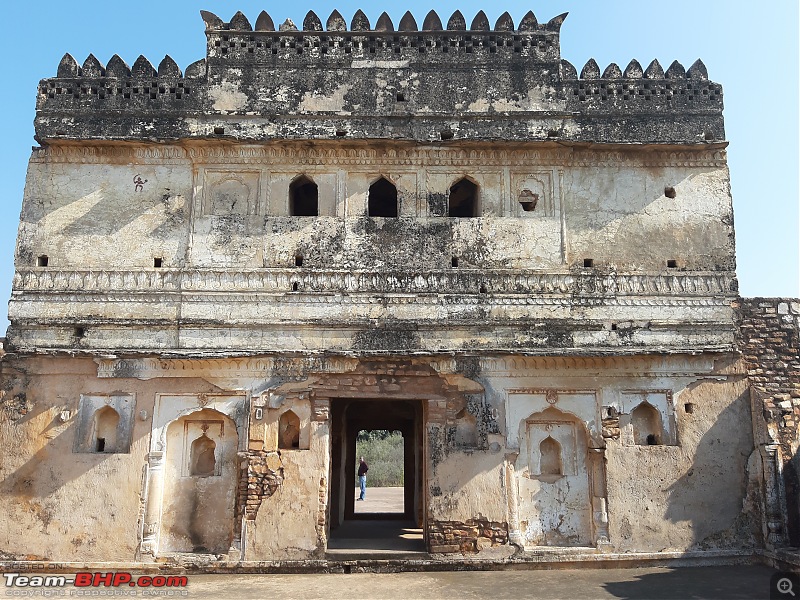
[{"x1": 34, "y1": 9, "x2": 725, "y2": 145}]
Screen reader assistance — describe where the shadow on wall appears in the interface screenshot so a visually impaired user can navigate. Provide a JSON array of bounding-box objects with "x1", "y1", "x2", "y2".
[
  {"x1": 602, "y1": 565, "x2": 776, "y2": 600},
  {"x1": 664, "y1": 388, "x2": 759, "y2": 549},
  {"x1": 1, "y1": 392, "x2": 150, "y2": 502}
]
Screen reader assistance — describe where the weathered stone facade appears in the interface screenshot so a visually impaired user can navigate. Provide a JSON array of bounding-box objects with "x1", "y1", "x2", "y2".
[{"x1": 0, "y1": 8, "x2": 795, "y2": 569}]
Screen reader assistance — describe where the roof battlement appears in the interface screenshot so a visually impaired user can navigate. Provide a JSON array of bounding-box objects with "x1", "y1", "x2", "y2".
[{"x1": 35, "y1": 9, "x2": 725, "y2": 146}]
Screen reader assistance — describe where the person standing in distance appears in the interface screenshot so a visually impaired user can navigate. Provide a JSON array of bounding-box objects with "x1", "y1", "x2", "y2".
[{"x1": 357, "y1": 457, "x2": 369, "y2": 501}]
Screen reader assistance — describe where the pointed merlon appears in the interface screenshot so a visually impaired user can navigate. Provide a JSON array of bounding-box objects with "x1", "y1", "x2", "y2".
[
  {"x1": 470, "y1": 11, "x2": 489, "y2": 31},
  {"x1": 375, "y1": 12, "x2": 394, "y2": 32},
  {"x1": 158, "y1": 55, "x2": 182, "y2": 78},
  {"x1": 327, "y1": 10, "x2": 347, "y2": 31},
  {"x1": 665, "y1": 60, "x2": 686, "y2": 78},
  {"x1": 447, "y1": 10, "x2": 465, "y2": 30},
  {"x1": 423, "y1": 10, "x2": 442, "y2": 30},
  {"x1": 255, "y1": 11, "x2": 275, "y2": 31},
  {"x1": 495, "y1": 12, "x2": 514, "y2": 31},
  {"x1": 602, "y1": 63, "x2": 622, "y2": 78},
  {"x1": 399, "y1": 11, "x2": 418, "y2": 31},
  {"x1": 580, "y1": 59, "x2": 600, "y2": 79},
  {"x1": 560, "y1": 59, "x2": 577, "y2": 79},
  {"x1": 351, "y1": 9, "x2": 370, "y2": 31},
  {"x1": 105, "y1": 54, "x2": 131, "y2": 78},
  {"x1": 57, "y1": 53, "x2": 79, "y2": 77},
  {"x1": 303, "y1": 11, "x2": 322, "y2": 31},
  {"x1": 687, "y1": 59, "x2": 708, "y2": 80},
  {"x1": 279, "y1": 18, "x2": 298, "y2": 31},
  {"x1": 132, "y1": 55, "x2": 157, "y2": 77},
  {"x1": 545, "y1": 12, "x2": 568, "y2": 32},
  {"x1": 519, "y1": 11, "x2": 538, "y2": 31},
  {"x1": 623, "y1": 59, "x2": 643, "y2": 78},
  {"x1": 229, "y1": 11, "x2": 252, "y2": 31},
  {"x1": 200, "y1": 10, "x2": 224, "y2": 31},
  {"x1": 184, "y1": 59, "x2": 206, "y2": 78},
  {"x1": 644, "y1": 59, "x2": 664, "y2": 79},
  {"x1": 82, "y1": 54, "x2": 105, "y2": 78}
]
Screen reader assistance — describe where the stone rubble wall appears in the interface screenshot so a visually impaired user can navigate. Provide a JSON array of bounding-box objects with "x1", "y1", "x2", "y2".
[{"x1": 738, "y1": 298, "x2": 800, "y2": 545}]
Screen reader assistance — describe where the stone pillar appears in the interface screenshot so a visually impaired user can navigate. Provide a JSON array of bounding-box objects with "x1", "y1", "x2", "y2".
[
  {"x1": 588, "y1": 447, "x2": 611, "y2": 547},
  {"x1": 504, "y1": 454, "x2": 523, "y2": 548},
  {"x1": 763, "y1": 443, "x2": 788, "y2": 548},
  {"x1": 140, "y1": 451, "x2": 165, "y2": 556}
]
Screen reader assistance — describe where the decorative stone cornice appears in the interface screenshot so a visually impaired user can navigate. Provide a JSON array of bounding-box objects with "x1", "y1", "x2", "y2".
[
  {"x1": 13, "y1": 268, "x2": 737, "y2": 298},
  {"x1": 31, "y1": 143, "x2": 728, "y2": 169},
  {"x1": 95, "y1": 353, "x2": 733, "y2": 380}
]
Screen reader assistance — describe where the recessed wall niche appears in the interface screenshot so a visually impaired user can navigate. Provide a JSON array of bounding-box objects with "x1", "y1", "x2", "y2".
[{"x1": 73, "y1": 394, "x2": 135, "y2": 453}]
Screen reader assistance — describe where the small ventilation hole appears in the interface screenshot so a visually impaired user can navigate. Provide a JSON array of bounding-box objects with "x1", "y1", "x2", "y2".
[
  {"x1": 396, "y1": 92, "x2": 406, "y2": 102},
  {"x1": 295, "y1": 255, "x2": 303, "y2": 267},
  {"x1": 153, "y1": 257, "x2": 162, "y2": 268},
  {"x1": 74, "y1": 326, "x2": 85, "y2": 338},
  {"x1": 583, "y1": 258, "x2": 594, "y2": 268},
  {"x1": 451, "y1": 257, "x2": 459, "y2": 268},
  {"x1": 479, "y1": 284, "x2": 487, "y2": 294},
  {"x1": 667, "y1": 259, "x2": 677, "y2": 268},
  {"x1": 213, "y1": 126, "x2": 225, "y2": 135},
  {"x1": 37, "y1": 255, "x2": 49, "y2": 267},
  {"x1": 440, "y1": 130, "x2": 454, "y2": 140},
  {"x1": 664, "y1": 186, "x2": 676, "y2": 199},
  {"x1": 684, "y1": 403, "x2": 695, "y2": 414},
  {"x1": 335, "y1": 130, "x2": 347, "y2": 137}
]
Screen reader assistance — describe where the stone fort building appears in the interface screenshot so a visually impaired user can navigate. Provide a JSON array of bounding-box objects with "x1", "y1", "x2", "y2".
[{"x1": 1, "y1": 8, "x2": 798, "y2": 568}]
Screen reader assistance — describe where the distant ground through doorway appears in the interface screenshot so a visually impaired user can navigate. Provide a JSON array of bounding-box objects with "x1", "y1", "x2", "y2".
[{"x1": 354, "y1": 486, "x2": 404, "y2": 514}]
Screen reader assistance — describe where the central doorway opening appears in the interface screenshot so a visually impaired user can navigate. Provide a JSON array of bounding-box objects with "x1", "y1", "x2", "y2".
[
  {"x1": 328, "y1": 398, "x2": 425, "y2": 557},
  {"x1": 354, "y1": 429, "x2": 405, "y2": 515}
]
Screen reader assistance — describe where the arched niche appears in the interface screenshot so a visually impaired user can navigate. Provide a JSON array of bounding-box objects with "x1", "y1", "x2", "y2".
[
  {"x1": 158, "y1": 408, "x2": 239, "y2": 554},
  {"x1": 368, "y1": 177, "x2": 398, "y2": 217},
  {"x1": 289, "y1": 175, "x2": 319, "y2": 216},
  {"x1": 448, "y1": 177, "x2": 479, "y2": 217},
  {"x1": 539, "y1": 436, "x2": 563, "y2": 477},
  {"x1": 189, "y1": 434, "x2": 217, "y2": 476},
  {"x1": 92, "y1": 406, "x2": 120, "y2": 453},
  {"x1": 631, "y1": 402, "x2": 663, "y2": 446},
  {"x1": 278, "y1": 410, "x2": 301, "y2": 449}
]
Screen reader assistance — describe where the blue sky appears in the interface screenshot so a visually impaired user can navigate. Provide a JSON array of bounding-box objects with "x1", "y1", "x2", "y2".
[{"x1": 0, "y1": 1, "x2": 797, "y2": 328}]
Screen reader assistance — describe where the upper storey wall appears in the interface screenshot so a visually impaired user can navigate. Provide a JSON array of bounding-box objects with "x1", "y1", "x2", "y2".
[{"x1": 34, "y1": 9, "x2": 724, "y2": 145}]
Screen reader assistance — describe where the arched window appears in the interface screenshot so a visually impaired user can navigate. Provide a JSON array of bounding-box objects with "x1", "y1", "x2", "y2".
[
  {"x1": 92, "y1": 406, "x2": 120, "y2": 453},
  {"x1": 368, "y1": 177, "x2": 398, "y2": 217},
  {"x1": 631, "y1": 402, "x2": 663, "y2": 446},
  {"x1": 539, "y1": 436, "x2": 563, "y2": 476},
  {"x1": 290, "y1": 175, "x2": 319, "y2": 216},
  {"x1": 448, "y1": 178, "x2": 479, "y2": 217},
  {"x1": 189, "y1": 434, "x2": 217, "y2": 477},
  {"x1": 278, "y1": 410, "x2": 301, "y2": 449}
]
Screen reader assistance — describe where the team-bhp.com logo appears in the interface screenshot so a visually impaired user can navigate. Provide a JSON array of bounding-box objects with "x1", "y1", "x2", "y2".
[{"x1": 4, "y1": 572, "x2": 188, "y2": 596}]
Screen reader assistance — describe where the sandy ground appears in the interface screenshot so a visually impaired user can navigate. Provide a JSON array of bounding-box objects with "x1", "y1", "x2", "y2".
[
  {"x1": 178, "y1": 565, "x2": 780, "y2": 599},
  {"x1": 354, "y1": 485, "x2": 404, "y2": 513}
]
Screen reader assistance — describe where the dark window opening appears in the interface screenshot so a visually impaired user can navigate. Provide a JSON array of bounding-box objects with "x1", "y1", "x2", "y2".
[
  {"x1": 96, "y1": 437, "x2": 106, "y2": 452},
  {"x1": 583, "y1": 258, "x2": 594, "y2": 268},
  {"x1": 153, "y1": 257, "x2": 162, "y2": 268},
  {"x1": 37, "y1": 255, "x2": 49, "y2": 267},
  {"x1": 448, "y1": 178, "x2": 479, "y2": 217},
  {"x1": 646, "y1": 434, "x2": 658, "y2": 445},
  {"x1": 440, "y1": 129, "x2": 454, "y2": 140},
  {"x1": 290, "y1": 176, "x2": 319, "y2": 216},
  {"x1": 396, "y1": 92, "x2": 406, "y2": 102},
  {"x1": 295, "y1": 255, "x2": 304, "y2": 267},
  {"x1": 684, "y1": 403, "x2": 694, "y2": 414},
  {"x1": 213, "y1": 126, "x2": 225, "y2": 135},
  {"x1": 368, "y1": 178, "x2": 398, "y2": 217},
  {"x1": 75, "y1": 326, "x2": 85, "y2": 338},
  {"x1": 667, "y1": 259, "x2": 677, "y2": 268},
  {"x1": 479, "y1": 284, "x2": 488, "y2": 294},
  {"x1": 291, "y1": 282, "x2": 299, "y2": 292},
  {"x1": 451, "y1": 257, "x2": 459, "y2": 268},
  {"x1": 664, "y1": 186, "x2": 676, "y2": 199}
]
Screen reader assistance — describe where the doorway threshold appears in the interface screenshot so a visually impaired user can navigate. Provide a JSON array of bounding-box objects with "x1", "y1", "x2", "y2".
[{"x1": 327, "y1": 519, "x2": 426, "y2": 560}]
